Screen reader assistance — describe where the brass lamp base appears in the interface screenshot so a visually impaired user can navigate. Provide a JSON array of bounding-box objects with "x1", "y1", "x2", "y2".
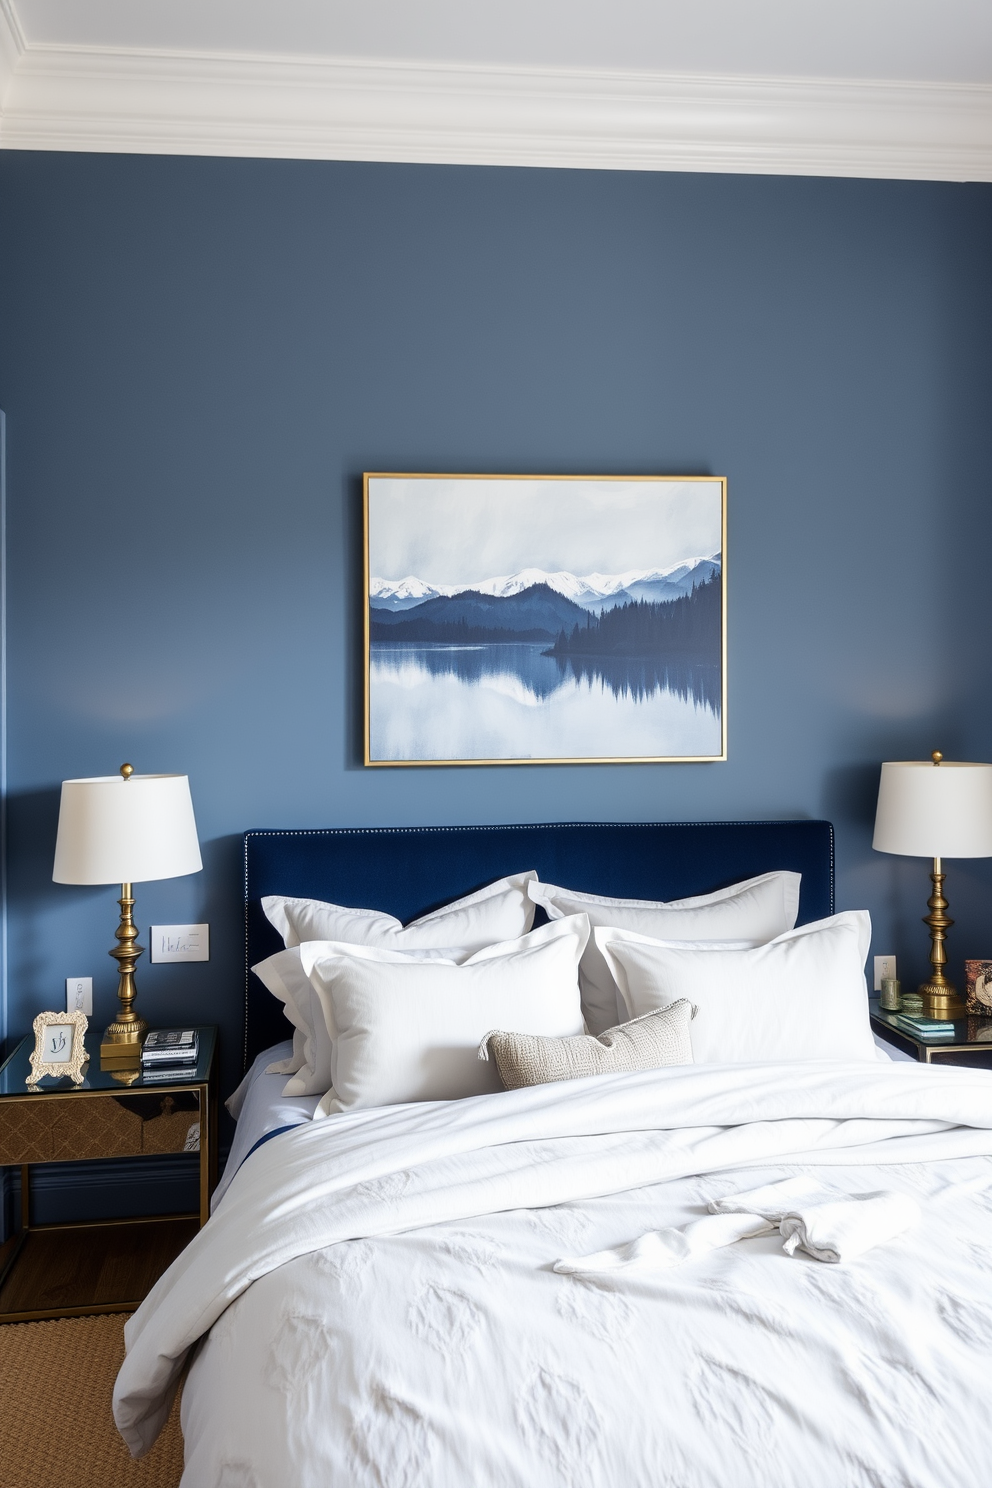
[
  {"x1": 100, "y1": 1017, "x2": 148, "y2": 1068},
  {"x1": 918, "y1": 981, "x2": 966, "y2": 1021}
]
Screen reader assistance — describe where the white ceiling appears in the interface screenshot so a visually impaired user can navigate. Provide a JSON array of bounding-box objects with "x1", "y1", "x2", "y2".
[
  {"x1": 13, "y1": 0, "x2": 992, "y2": 84},
  {"x1": 1, "y1": 0, "x2": 991, "y2": 178}
]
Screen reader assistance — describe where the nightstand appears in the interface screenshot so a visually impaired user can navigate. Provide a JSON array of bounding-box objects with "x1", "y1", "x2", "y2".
[
  {"x1": 0, "y1": 1025, "x2": 217, "y2": 1322},
  {"x1": 869, "y1": 999, "x2": 992, "y2": 1068}
]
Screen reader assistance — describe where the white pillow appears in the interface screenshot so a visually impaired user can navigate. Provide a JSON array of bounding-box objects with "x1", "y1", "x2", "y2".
[
  {"x1": 253, "y1": 939, "x2": 477, "y2": 1098},
  {"x1": 596, "y1": 910, "x2": 877, "y2": 1064},
  {"x1": 264, "y1": 1029, "x2": 306, "y2": 1077},
  {"x1": 263, "y1": 870, "x2": 537, "y2": 953},
  {"x1": 304, "y1": 915, "x2": 589, "y2": 1117},
  {"x1": 529, "y1": 872, "x2": 802, "y2": 1034}
]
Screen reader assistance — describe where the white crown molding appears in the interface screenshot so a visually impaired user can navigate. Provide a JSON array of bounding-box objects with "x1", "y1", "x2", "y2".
[
  {"x1": 0, "y1": 0, "x2": 25, "y2": 117},
  {"x1": 0, "y1": 42, "x2": 990, "y2": 181}
]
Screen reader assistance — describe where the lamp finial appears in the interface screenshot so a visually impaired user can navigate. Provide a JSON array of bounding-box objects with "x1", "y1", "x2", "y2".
[
  {"x1": 120, "y1": 763, "x2": 133, "y2": 780},
  {"x1": 931, "y1": 751, "x2": 943, "y2": 766}
]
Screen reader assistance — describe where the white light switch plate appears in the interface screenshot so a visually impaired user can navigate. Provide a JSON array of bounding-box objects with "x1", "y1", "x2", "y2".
[
  {"x1": 66, "y1": 976, "x2": 93, "y2": 1015},
  {"x1": 873, "y1": 955, "x2": 897, "y2": 992},
  {"x1": 151, "y1": 924, "x2": 210, "y2": 963}
]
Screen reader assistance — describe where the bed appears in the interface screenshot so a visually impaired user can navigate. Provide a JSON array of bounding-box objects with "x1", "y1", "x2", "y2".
[{"x1": 114, "y1": 821, "x2": 992, "y2": 1487}]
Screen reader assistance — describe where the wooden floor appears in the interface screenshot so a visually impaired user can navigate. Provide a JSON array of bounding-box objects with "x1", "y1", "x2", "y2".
[{"x1": 0, "y1": 1216, "x2": 198, "y2": 1320}]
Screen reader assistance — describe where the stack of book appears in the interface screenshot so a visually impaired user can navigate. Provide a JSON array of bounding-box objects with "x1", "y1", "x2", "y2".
[
  {"x1": 141, "y1": 1028, "x2": 199, "y2": 1068},
  {"x1": 894, "y1": 1012, "x2": 956, "y2": 1040}
]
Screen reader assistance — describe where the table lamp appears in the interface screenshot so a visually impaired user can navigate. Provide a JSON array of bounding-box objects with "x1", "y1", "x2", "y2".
[
  {"x1": 872, "y1": 751, "x2": 992, "y2": 1019},
  {"x1": 53, "y1": 764, "x2": 202, "y2": 1062}
]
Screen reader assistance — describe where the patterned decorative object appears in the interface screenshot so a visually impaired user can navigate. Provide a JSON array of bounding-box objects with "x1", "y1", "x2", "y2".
[
  {"x1": 478, "y1": 1001, "x2": 695, "y2": 1091},
  {"x1": 965, "y1": 960, "x2": 992, "y2": 1016},
  {"x1": 879, "y1": 977, "x2": 901, "y2": 1011}
]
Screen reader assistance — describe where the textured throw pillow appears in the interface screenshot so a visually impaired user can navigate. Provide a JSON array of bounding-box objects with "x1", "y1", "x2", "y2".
[
  {"x1": 597, "y1": 910, "x2": 877, "y2": 1064},
  {"x1": 305, "y1": 915, "x2": 589, "y2": 1116},
  {"x1": 478, "y1": 1001, "x2": 696, "y2": 1091},
  {"x1": 529, "y1": 872, "x2": 802, "y2": 1035},
  {"x1": 263, "y1": 870, "x2": 537, "y2": 953}
]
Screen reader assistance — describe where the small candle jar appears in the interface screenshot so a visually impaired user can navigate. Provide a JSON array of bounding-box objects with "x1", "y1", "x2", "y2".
[{"x1": 880, "y1": 977, "x2": 901, "y2": 1011}]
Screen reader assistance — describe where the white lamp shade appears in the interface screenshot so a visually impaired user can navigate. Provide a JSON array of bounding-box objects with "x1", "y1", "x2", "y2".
[
  {"x1": 53, "y1": 773, "x2": 203, "y2": 884},
  {"x1": 873, "y1": 760, "x2": 992, "y2": 859}
]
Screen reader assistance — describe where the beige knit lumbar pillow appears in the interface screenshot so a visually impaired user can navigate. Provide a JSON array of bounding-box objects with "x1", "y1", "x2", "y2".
[{"x1": 478, "y1": 1000, "x2": 695, "y2": 1091}]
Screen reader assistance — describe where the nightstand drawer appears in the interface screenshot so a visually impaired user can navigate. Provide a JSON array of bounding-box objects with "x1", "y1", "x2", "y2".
[
  {"x1": 0, "y1": 1091, "x2": 201, "y2": 1163},
  {"x1": 0, "y1": 1102, "x2": 58, "y2": 1162}
]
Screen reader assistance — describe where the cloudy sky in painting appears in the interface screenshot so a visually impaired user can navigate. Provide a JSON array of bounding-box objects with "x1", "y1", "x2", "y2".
[{"x1": 368, "y1": 478, "x2": 723, "y2": 584}]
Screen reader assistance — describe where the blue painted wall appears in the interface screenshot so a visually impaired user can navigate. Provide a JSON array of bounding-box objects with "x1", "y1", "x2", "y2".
[{"x1": 0, "y1": 154, "x2": 990, "y2": 1141}]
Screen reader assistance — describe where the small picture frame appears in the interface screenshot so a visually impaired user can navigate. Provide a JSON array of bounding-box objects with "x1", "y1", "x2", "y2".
[
  {"x1": 28, "y1": 1009, "x2": 89, "y2": 1085},
  {"x1": 965, "y1": 960, "x2": 992, "y2": 1018}
]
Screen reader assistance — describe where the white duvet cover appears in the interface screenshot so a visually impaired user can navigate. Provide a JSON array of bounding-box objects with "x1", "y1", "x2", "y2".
[{"x1": 116, "y1": 1061, "x2": 992, "y2": 1487}]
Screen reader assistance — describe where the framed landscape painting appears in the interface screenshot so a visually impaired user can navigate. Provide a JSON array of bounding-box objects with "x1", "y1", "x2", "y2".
[{"x1": 364, "y1": 473, "x2": 727, "y2": 766}]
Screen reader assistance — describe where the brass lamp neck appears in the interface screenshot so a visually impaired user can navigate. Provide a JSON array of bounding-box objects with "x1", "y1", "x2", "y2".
[
  {"x1": 918, "y1": 856, "x2": 964, "y2": 1019},
  {"x1": 101, "y1": 880, "x2": 148, "y2": 1056}
]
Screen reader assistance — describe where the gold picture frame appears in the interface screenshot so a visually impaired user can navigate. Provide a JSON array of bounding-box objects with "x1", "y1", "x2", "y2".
[
  {"x1": 27, "y1": 1009, "x2": 90, "y2": 1086},
  {"x1": 364, "y1": 472, "x2": 727, "y2": 766}
]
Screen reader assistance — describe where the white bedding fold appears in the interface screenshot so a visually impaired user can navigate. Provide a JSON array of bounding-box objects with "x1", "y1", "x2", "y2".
[
  {"x1": 555, "y1": 1173, "x2": 921, "y2": 1272},
  {"x1": 708, "y1": 1172, "x2": 828, "y2": 1219},
  {"x1": 114, "y1": 1058, "x2": 992, "y2": 1457},
  {"x1": 711, "y1": 1173, "x2": 921, "y2": 1261},
  {"x1": 779, "y1": 1190, "x2": 921, "y2": 1261},
  {"x1": 553, "y1": 1210, "x2": 775, "y2": 1273}
]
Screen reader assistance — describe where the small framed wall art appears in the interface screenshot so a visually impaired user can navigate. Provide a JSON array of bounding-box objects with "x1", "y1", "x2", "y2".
[
  {"x1": 965, "y1": 960, "x2": 992, "y2": 1017},
  {"x1": 27, "y1": 1009, "x2": 89, "y2": 1085},
  {"x1": 364, "y1": 473, "x2": 727, "y2": 766}
]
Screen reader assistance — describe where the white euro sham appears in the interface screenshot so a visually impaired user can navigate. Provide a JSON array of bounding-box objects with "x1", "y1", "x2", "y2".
[
  {"x1": 262, "y1": 870, "x2": 537, "y2": 952},
  {"x1": 596, "y1": 910, "x2": 877, "y2": 1064},
  {"x1": 529, "y1": 871, "x2": 802, "y2": 1033},
  {"x1": 254, "y1": 870, "x2": 538, "y2": 1097},
  {"x1": 303, "y1": 915, "x2": 589, "y2": 1115},
  {"x1": 253, "y1": 938, "x2": 485, "y2": 1099}
]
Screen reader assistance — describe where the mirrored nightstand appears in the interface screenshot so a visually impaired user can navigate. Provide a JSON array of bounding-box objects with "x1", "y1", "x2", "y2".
[
  {"x1": 869, "y1": 999, "x2": 992, "y2": 1068},
  {"x1": 0, "y1": 1026, "x2": 217, "y2": 1322}
]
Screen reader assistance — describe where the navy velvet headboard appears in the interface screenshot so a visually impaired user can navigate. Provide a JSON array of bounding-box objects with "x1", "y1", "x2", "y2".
[{"x1": 242, "y1": 819, "x2": 834, "y2": 1070}]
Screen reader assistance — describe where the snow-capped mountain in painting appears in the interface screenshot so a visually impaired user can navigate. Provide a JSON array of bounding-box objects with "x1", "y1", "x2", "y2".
[
  {"x1": 368, "y1": 576, "x2": 445, "y2": 610},
  {"x1": 370, "y1": 554, "x2": 721, "y2": 613}
]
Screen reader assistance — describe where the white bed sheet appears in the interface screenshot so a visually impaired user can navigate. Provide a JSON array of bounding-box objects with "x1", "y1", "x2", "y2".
[{"x1": 215, "y1": 1041, "x2": 318, "y2": 1210}]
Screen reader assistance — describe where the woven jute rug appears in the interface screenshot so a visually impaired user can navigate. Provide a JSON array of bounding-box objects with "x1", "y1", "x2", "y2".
[{"x1": 0, "y1": 1314, "x2": 184, "y2": 1488}]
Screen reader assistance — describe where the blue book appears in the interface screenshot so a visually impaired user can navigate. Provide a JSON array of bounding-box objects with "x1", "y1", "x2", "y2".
[{"x1": 894, "y1": 1015, "x2": 955, "y2": 1037}]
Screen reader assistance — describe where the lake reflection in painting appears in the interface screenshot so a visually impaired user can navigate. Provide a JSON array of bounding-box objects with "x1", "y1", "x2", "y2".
[
  {"x1": 369, "y1": 642, "x2": 721, "y2": 761},
  {"x1": 364, "y1": 474, "x2": 726, "y2": 764}
]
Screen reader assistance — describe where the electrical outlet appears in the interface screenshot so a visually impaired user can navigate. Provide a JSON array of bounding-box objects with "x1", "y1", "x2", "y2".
[
  {"x1": 150, "y1": 924, "x2": 210, "y2": 963},
  {"x1": 66, "y1": 976, "x2": 93, "y2": 1015},
  {"x1": 873, "y1": 955, "x2": 897, "y2": 992}
]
